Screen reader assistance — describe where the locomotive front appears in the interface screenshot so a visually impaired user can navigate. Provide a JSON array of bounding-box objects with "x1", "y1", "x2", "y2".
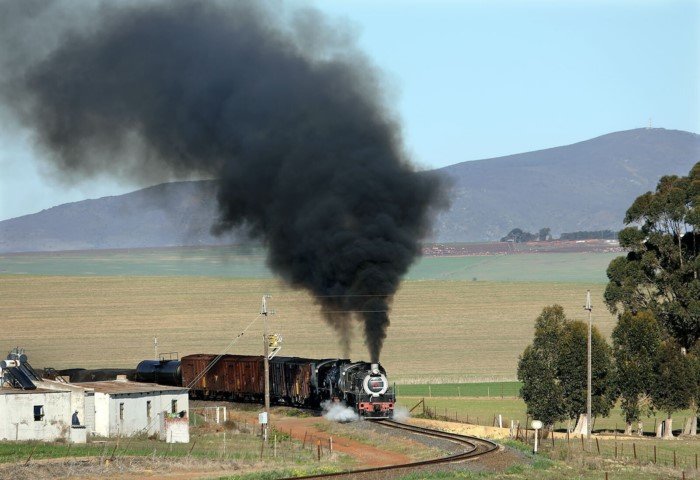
[{"x1": 338, "y1": 361, "x2": 395, "y2": 418}]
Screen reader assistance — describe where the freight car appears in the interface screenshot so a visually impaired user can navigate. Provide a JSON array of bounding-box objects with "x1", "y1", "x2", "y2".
[{"x1": 134, "y1": 354, "x2": 395, "y2": 418}]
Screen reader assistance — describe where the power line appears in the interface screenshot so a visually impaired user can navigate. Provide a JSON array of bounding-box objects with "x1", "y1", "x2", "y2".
[{"x1": 118, "y1": 313, "x2": 263, "y2": 450}]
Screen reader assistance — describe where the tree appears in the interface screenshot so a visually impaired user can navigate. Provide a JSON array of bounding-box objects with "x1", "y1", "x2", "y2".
[
  {"x1": 538, "y1": 227, "x2": 551, "y2": 242},
  {"x1": 650, "y1": 340, "x2": 698, "y2": 437},
  {"x1": 518, "y1": 306, "x2": 567, "y2": 431},
  {"x1": 500, "y1": 228, "x2": 537, "y2": 243},
  {"x1": 604, "y1": 163, "x2": 700, "y2": 351},
  {"x1": 518, "y1": 345, "x2": 565, "y2": 432},
  {"x1": 611, "y1": 310, "x2": 662, "y2": 434},
  {"x1": 518, "y1": 305, "x2": 615, "y2": 433},
  {"x1": 557, "y1": 320, "x2": 616, "y2": 430}
]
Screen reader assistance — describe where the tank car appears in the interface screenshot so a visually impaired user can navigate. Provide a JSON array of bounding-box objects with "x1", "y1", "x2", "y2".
[{"x1": 135, "y1": 359, "x2": 182, "y2": 386}]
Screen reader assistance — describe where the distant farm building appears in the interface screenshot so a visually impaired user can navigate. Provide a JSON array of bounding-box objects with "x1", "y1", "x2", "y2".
[
  {"x1": 78, "y1": 378, "x2": 189, "y2": 442},
  {"x1": 0, "y1": 387, "x2": 77, "y2": 442},
  {"x1": 1, "y1": 348, "x2": 189, "y2": 443}
]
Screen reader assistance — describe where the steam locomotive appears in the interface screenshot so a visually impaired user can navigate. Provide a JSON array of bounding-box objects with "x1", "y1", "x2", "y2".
[{"x1": 134, "y1": 354, "x2": 395, "y2": 418}]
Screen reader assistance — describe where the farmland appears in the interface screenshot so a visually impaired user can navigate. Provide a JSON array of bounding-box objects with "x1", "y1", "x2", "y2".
[
  {"x1": 1, "y1": 247, "x2": 698, "y2": 480},
  {"x1": 0, "y1": 247, "x2": 620, "y2": 283},
  {"x1": 0, "y1": 248, "x2": 620, "y2": 381}
]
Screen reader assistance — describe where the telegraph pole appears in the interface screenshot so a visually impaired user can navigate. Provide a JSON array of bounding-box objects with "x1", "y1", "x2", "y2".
[
  {"x1": 261, "y1": 295, "x2": 271, "y2": 441},
  {"x1": 584, "y1": 290, "x2": 593, "y2": 442}
]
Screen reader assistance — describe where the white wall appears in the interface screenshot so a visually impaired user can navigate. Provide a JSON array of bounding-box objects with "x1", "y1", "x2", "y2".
[
  {"x1": 0, "y1": 391, "x2": 72, "y2": 441},
  {"x1": 93, "y1": 392, "x2": 111, "y2": 437},
  {"x1": 84, "y1": 392, "x2": 95, "y2": 433},
  {"x1": 159, "y1": 415, "x2": 190, "y2": 443},
  {"x1": 35, "y1": 380, "x2": 91, "y2": 431},
  {"x1": 94, "y1": 390, "x2": 188, "y2": 438}
]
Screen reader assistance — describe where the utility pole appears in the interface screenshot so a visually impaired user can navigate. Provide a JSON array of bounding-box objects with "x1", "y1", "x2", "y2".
[
  {"x1": 584, "y1": 290, "x2": 593, "y2": 443},
  {"x1": 154, "y1": 336, "x2": 158, "y2": 360},
  {"x1": 261, "y1": 295, "x2": 271, "y2": 441}
]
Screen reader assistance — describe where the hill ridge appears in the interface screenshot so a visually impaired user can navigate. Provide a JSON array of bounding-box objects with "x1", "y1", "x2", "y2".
[{"x1": 1, "y1": 128, "x2": 698, "y2": 252}]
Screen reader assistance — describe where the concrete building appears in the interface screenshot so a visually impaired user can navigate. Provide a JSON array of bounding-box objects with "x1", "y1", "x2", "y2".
[
  {"x1": 0, "y1": 387, "x2": 73, "y2": 441},
  {"x1": 78, "y1": 379, "x2": 189, "y2": 442},
  {"x1": 34, "y1": 379, "x2": 95, "y2": 434}
]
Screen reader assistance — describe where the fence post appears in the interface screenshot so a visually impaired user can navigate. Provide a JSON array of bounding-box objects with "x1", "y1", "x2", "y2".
[
  {"x1": 633, "y1": 443, "x2": 636, "y2": 460},
  {"x1": 317, "y1": 440, "x2": 321, "y2": 461},
  {"x1": 24, "y1": 444, "x2": 38, "y2": 466},
  {"x1": 187, "y1": 440, "x2": 197, "y2": 457},
  {"x1": 595, "y1": 437, "x2": 600, "y2": 455},
  {"x1": 673, "y1": 450, "x2": 676, "y2": 468},
  {"x1": 653, "y1": 445, "x2": 657, "y2": 464}
]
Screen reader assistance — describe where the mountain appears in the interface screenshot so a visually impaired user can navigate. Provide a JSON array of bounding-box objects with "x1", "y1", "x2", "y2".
[
  {"x1": 0, "y1": 180, "x2": 240, "y2": 253},
  {"x1": 0, "y1": 128, "x2": 698, "y2": 253},
  {"x1": 432, "y1": 128, "x2": 699, "y2": 242}
]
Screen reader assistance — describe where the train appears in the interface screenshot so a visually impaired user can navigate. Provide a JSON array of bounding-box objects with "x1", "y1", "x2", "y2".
[{"x1": 134, "y1": 354, "x2": 395, "y2": 418}]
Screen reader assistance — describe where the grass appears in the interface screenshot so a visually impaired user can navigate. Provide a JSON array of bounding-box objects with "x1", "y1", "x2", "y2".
[
  {"x1": 398, "y1": 396, "x2": 698, "y2": 437},
  {"x1": 0, "y1": 424, "x2": 354, "y2": 478},
  {"x1": 0, "y1": 247, "x2": 620, "y2": 283},
  {"x1": 406, "y1": 252, "x2": 620, "y2": 283},
  {"x1": 310, "y1": 420, "x2": 443, "y2": 461},
  {"x1": 0, "y1": 430, "x2": 324, "y2": 464},
  {"x1": 396, "y1": 382, "x2": 522, "y2": 397},
  {"x1": 0, "y1": 276, "x2": 616, "y2": 381}
]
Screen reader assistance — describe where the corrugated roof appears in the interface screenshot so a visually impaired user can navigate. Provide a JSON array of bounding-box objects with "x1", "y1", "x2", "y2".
[
  {"x1": 0, "y1": 386, "x2": 70, "y2": 395},
  {"x1": 77, "y1": 380, "x2": 187, "y2": 395}
]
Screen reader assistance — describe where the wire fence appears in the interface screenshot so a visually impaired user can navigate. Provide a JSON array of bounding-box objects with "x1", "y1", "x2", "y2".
[{"x1": 414, "y1": 400, "x2": 700, "y2": 476}]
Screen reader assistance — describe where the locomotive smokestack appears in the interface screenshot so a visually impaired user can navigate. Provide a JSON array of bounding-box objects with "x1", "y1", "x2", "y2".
[
  {"x1": 371, "y1": 363, "x2": 380, "y2": 375},
  {"x1": 0, "y1": 0, "x2": 445, "y2": 362}
]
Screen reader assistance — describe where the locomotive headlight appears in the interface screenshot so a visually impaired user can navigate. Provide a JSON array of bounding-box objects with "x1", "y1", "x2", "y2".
[{"x1": 363, "y1": 373, "x2": 388, "y2": 397}]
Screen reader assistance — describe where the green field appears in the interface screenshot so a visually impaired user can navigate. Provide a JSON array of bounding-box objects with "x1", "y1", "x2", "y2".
[
  {"x1": 0, "y1": 247, "x2": 621, "y2": 283},
  {"x1": 398, "y1": 396, "x2": 697, "y2": 437},
  {"x1": 396, "y1": 382, "x2": 522, "y2": 397}
]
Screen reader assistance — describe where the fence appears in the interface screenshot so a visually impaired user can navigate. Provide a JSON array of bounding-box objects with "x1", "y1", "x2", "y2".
[{"x1": 412, "y1": 398, "x2": 700, "y2": 476}]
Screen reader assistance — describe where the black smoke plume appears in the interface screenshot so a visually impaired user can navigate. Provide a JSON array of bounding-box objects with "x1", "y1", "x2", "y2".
[{"x1": 0, "y1": 0, "x2": 444, "y2": 362}]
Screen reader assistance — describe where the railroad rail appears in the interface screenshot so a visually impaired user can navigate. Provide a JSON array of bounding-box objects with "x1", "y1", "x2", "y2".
[{"x1": 281, "y1": 419, "x2": 499, "y2": 479}]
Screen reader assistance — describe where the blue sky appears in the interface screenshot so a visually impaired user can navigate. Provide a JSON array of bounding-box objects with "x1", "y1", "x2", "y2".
[{"x1": 0, "y1": 0, "x2": 698, "y2": 221}]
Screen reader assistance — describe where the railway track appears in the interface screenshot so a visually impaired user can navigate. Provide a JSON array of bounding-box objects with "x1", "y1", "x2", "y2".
[{"x1": 281, "y1": 419, "x2": 500, "y2": 479}]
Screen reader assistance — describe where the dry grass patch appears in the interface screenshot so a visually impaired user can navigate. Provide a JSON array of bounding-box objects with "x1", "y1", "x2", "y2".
[{"x1": 0, "y1": 276, "x2": 615, "y2": 380}]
